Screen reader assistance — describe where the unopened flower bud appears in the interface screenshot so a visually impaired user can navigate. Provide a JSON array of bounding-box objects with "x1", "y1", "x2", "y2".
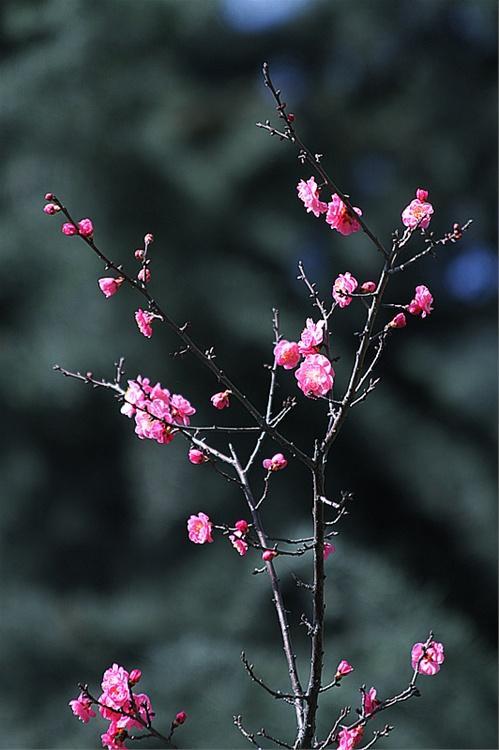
[
  {"x1": 144, "y1": 233, "x2": 154, "y2": 246},
  {"x1": 134, "y1": 248, "x2": 145, "y2": 261},
  {"x1": 138, "y1": 267, "x2": 151, "y2": 283},
  {"x1": 44, "y1": 192, "x2": 55, "y2": 201},
  {"x1": 235, "y1": 519, "x2": 249, "y2": 535},
  {"x1": 174, "y1": 711, "x2": 187, "y2": 726},
  {"x1": 262, "y1": 550, "x2": 277, "y2": 562},
  {"x1": 188, "y1": 448, "x2": 208, "y2": 465},
  {"x1": 128, "y1": 669, "x2": 142, "y2": 685},
  {"x1": 98, "y1": 277, "x2": 124, "y2": 298},
  {"x1": 62, "y1": 222, "x2": 78, "y2": 236},
  {"x1": 416, "y1": 188, "x2": 429, "y2": 202},
  {"x1": 43, "y1": 203, "x2": 60, "y2": 215},
  {"x1": 387, "y1": 312, "x2": 407, "y2": 329},
  {"x1": 78, "y1": 218, "x2": 94, "y2": 238},
  {"x1": 335, "y1": 659, "x2": 354, "y2": 680},
  {"x1": 287, "y1": 113, "x2": 295, "y2": 122},
  {"x1": 360, "y1": 281, "x2": 376, "y2": 293}
]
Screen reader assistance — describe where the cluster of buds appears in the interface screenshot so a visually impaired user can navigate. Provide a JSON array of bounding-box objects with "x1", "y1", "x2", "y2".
[{"x1": 135, "y1": 233, "x2": 154, "y2": 284}]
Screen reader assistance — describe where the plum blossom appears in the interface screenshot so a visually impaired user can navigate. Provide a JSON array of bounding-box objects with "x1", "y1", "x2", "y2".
[
  {"x1": 174, "y1": 711, "x2": 187, "y2": 725},
  {"x1": 43, "y1": 203, "x2": 60, "y2": 215},
  {"x1": 138, "y1": 267, "x2": 151, "y2": 283},
  {"x1": 274, "y1": 340, "x2": 301, "y2": 369},
  {"x1": 362, "y1": 686, "x2": 380, "y2": 716},
  {"x1": 337, "y1": 725, "x2": 364, "y2": 750},
  {"x1": 235, "y1": 519, "x2": 249, "y2": 534},
  {"x1": 326, "y1": 194, "x2": 362, "y2": 235},
  {"x1": 120, "y1": 377, "x2": 193, "y2": 446},
  {"x1": 401, "y1": 188, "x2": 434, "y2": 230},
  {"x1": 387, "y1": 312, "x2": 407, "y2": 329},
  {"x1": 360, "y1": 281, "x2": 376, "y2": 293},
  {"x1": 170, "y1": 394, "x2": 196, "y2": 426},
  {"x1": 187, "y1": 512, "x2": 213, "y2": 544},
  {"x1": 299, "y1": 318, "x2": 325, "y2": 356},
  {"x1": 229, "y1": 532, "x2": 249, "y2": 556},
  {"x1": 297, "y1": 177, "x2": 328, "y2": 217},
  {"x1": 335, "y1": 659, "x2": 354, "y2": 680},
  {"x1": 101, "y1": 664, "x2": 130, "y2": 709},
  {"x1": 323, "y1": 542, "x2": 335, "y2": 561},
  {"x1": 98, "y1": 277, "x2": 124, "y2": 298},
  {"x1": 262, "y1": 549, "x2": 278, "y2": 562},
  {"x1": 262, "y1": 453, "x2": 288, "y2": 472},
  {"x1": 78, "y1": 218, "x2": 94, "y2": 238},
  {"x1": 69, "y1": 692, "x2": 96, "y2": 723},
  {"x1": 332, "y1": 272, "x2": 358, "y2": 308},
  {"x1": 407, "y1": 284, "x2": 434, "y2": 318},
  {"x1": 128, "y1": 669, "x2": 142, "y2": 685},
  {"x1": 295, "y1": 354, "x2": 334, "y2": 397},
  {"x1": 211, "y1": 390, "x2": 231, "y2": 409},
  {"x1": 61, "y1": 222, "x2": 78, "y2": 236},
  {"x1": 101, "y1": 724, "x2": 126, "y2": 750},
  {"x1": 411, "y1": 640, "x2": 445, "y2": 676},
  {"x1": 188, "y1": 448, "x2": 208, "y2": 465},
  {"x1": 135, "y1": 309, "x2": 156, "y2": 338}
]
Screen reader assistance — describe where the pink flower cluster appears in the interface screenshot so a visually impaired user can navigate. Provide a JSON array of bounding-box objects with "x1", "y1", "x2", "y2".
[
  {"x1": 402, "y1": 188, "x2": 434, "y2": 230},
  {"x1": 69, "y1": 664, "x2": 155, "y2": 750},
  {"x1": 337, "y1": 725, "x2": 364, "y2": 750},
  {"x1": 229, "y1": 517, "x2": 249, "y2": 557},
  {"x1": 121, "y1": 375, "x2": 195, "y2": 445},
  {"x1": 411, "y1": 640, "x2": 445, "y2": 676},
  {"x1": 274, "y1": 320, "x2": 334, "y2": 398},
  {"x1": 297, "y1": 179, "x2": 362, "y2": 236},
  {"x1": 187, "y1": 514, "x2": 250, "y2": 557}
]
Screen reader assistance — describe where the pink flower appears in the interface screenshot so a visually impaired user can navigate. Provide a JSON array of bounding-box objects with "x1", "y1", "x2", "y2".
[
  {"x1": 43, "y1": 203, "x2": 60, "y2": 215},
  {"x1": 78, "y1": 218, "x2": 94, "y2": 237},
  {"x1": 262, "y1": 453, "x2": 288, "y2": 472},
  {"x1": 129, "y1": 669, "x2": 142, "y2": 685},
  {"x1": 295, "y1": 354, "x2": 334, "y2": 397},
  {"x1": 401, "y1": 188, "x2": 434, "y2": 230},
  {"x1": 187, "y1": 512, "x2": 213, "y2": 544},
  {"x1": 387, "y1": 312, "x2": 407, "y2": 329},
  {"x1": 101, "y1": 723, "x2": 126, "y2": 750},
  {"x1": 362, "y1": 686, "x2": 380, "y2": 716},
  {"x1": 121, "y1": 379, "x2": 148, "y2": 418},
  {"x1": 332, "y1": 272, "x2": 358, "y2": 308},
  {"x1": 98, "y1": 277, "x2": 124, "y2": 298},
  {"x1": 411, "y1": 640, "x2": 445, "y2": 676},
  {"x1": 299, "y1": 318, "x2": 325, "y2": 356},
  {"x1": 229, "y1": 533, "x2": 249, "y2": 556},
  {"x1": 407, "y1": 284, "x2": 434, "y2": 318},
  {"x1": 262, "y1": 549, "x2": 278, "y2": 562},
  {"x1": 335, "y1": 659, "x2": 354, "y2": 680},
  {"x1": 134, "y1": 411, "x2": 174, "y2": 444},
  {"x1": 138, "y1": 267, "x2": 151, "y2": 283},
  {"x1": 170, "y1": 394, "x2": 196, "y2": 426},
  {"x1": 123, "y1": 692, "x2": 154, "y2": 728},
  {"x1": 44, "y1": 192, "x2": 54, "y2": 201},
  {"x1": 360, "y1": 281, "x2": 376, "y2": 293},
  {"x1": 61, "y1": 222, "x2": 78, "y2": 236},
  {"x1": 297, "y1": 177, "x2": 328, "y2": 217},
  {"x1": 101, "y1": 664, "x2": 130, "y2": 709},
  {"x1": 323, "y1": 542, "x2": 335, "y2": 560},
  {"x1": 337, "y1": 725, "x2": 364, "y2": 750},
  {"x1": 235, "y1": 519, "x2": 249, "y2": 534},
  {"x1": 274, "y1": 340, "x2": 301, "y2": 369},
  {"x1": 326, "y1": 194, "x2": 362, "y2": 235},
  {"x1": 188, "y1": 448, "x2": 208, "y2": 465},
  {"x1": 211, "y1": 390, "x2": 231, "y2": 409},
  {"x1": 174, "y1": 711, "x2": 187, "y2": 726},
  {"x1": 135, "y1": 309, "x2": 155, "y2": 338},
  {"x1": 69, "y1": 692, "x2": 96, "y2": 723}
]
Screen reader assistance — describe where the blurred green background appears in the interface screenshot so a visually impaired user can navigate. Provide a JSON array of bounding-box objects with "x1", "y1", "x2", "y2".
[{"x1": 0, "y1": 0, "x2": 497, "y2": 747}]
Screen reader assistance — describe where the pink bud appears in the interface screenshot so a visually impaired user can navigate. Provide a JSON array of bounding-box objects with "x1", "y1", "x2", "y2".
[
  {"x1": 235, "y1": 519, "x2": 249, "y2": 535},
  {"x1": 387, "y1": 312, "x2": 407, "y2": 329},
  {"x1": 262, "y1": 453, "x2": 288, "y2": 472},
  {"x1": 323, "y1": 542, "x2": 335, "y2": 560},
  {"x1": 138, "y1": 267, "x2": 151, "y2": 283},
  {"x1": 287, "y1": 113, "x2": 295, "y2": 122},
  {"x1": 44, "y1": 192, "x2": 55, "y2": 201},
  {"x1": 262, "y1": 550, "x2": 277, "y2": 562},
  {"x1": 134, "y1": 248, "x2": 145, "y2": 261},
  {"x1": 335, "y1": 659, "x2": 354, "y2": 679},
  {"x1": 144, "y1": 233, "x2": 154, "y2": 246},
  {"x1": 416, "y1": 188, "x2": 429, "y2": 202},
  {"x1": 360, "y1": 281, "x2": 376, "y2": 293},
  {"x1": 78, "y1": 218, "x2": 94, "y2": 238},
  {"x1": 211, "y1": 390, "x2": 231, "y2": 410},
  {"x1": 188, "y1": 448, "x2": 208, "y2": 465},
  {"x1": 43, "y1": 203, "x2": 60, "y2": 215},
  {"x1": 129, "y1": 669, "x2": 142, "y2": 685},
  {"x1": 174, "y1": 711, "x2": 187, "y2": 726},
  {"x1": 98, "y1": 277, "x2": 124, "y2": 298},
  {"x1": 61, "y1": 222, "x2": 78, "y2": 236}
]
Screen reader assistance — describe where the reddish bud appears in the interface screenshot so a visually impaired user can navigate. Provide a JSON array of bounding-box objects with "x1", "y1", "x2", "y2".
[
  {"x1": 262, "y1": 550, "x2": 277, "y2": 562},
  {"x1": 138, "y1": 267, "x2": 151, "y2": 283},
  {"x1": 44, "y1": 192, "x2": 55, "y2": 201},
  {"x1": 235, "y1": 520, "x2": 249, "y2": 535},
  {"x1": 78, "y1": 218, "x2": 94, "y2": 238},
  {"x1": 287, "y1": 113, "x2": 295, "y2": 122},
  {"x1": 128, "y1": 669, "x2": 142, "y2": 685},
  {"x1": 61, "y1": 222, "x2": 78, "y2": 236},
  {"x1": 134, "y1": 248, "x2": 145, "y2": 261},
  {"x1": 43, "y1": 203, "x2": 61, "y2": 215},
  {"x1": 144, "y1": 233, "x2": 154, "y2": 246},
  {"x1": 360, "y1": 281, "x2": 376, "y2": 293},
  {"x1": 174, "y1": 711, "x2": 187, "y2": 726},
  {"x1": 387, "y1": 312, "x2": 407, "y2": 329}
]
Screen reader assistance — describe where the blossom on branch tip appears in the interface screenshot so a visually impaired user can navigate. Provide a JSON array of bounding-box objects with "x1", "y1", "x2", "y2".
[
  {"x1": 401, "y1": 188, "x2": 434, "y2": 230},
  {"x1": 211, "y1": 390, "x2": 231, "y2": 409},
  {"x1": 295, "y1": 354, "x2": 334, "y2": 397},
  {"x1": 360, "y1": 281, "x2": 376, "y2": 293},
  {"x1": 98, "y1": 277, "x2": 124, "y2": 298},
  {"x1": 326, "y1": 194, "x2": 362, "y2": 235},
  {"x1": 297, "y1": 177, "x2": 328, "y2": 217},
  {"x1": 323, "y1": 542, "x2": 335, "y2": 560},
  {"x1": 135, "y1": 309, "x2": 156, "y2": 338},
  {"x1": 274, "y1": 340, "x2": 301, "y2": 369},
  {"x1": 337, "y1": 725, "x2": 364, "y2": 750},
  {"x1": 188, "y1": 448, "x2": 208, "y2": 465},
  {"x1": 187, "y1": 512, "x2": 213, "y2": 544},
  {"x1": 387, "y1": 312, "x2": 407, "y2": 329},
  {"x1": 78, "y1": 218, "x2": 94, "y2": 238},
  {"x1": 362, "y1": 686, "x2": 380, "y2": 715},
  {"x1": 69, "y1": 692, "x2": 96, "y2": 723},
  {"x1": 174, "y1": 711, "x2": 187, "y2": 726},
  {"x1": 229, "y1": 533, "x2": 248, "y2": 556},
  {"x1": 235, "y1": 519, "x2": 249, "y2": 534},
  {"x1": 262, "y1": 549, "x2": 278, "y2": 562},
  {"x1": 43, "y1": 203, "x2": 60, "y2": 215},
  {"x1": 335, "y1": 659, "x2": 354, "y2": 680},
  {"x1": 411, "y1": 640, "x2": 445, "y2": 675},
  {"x1": 128, "y1": 669, "x2": 142, "y2": 686},
  {"x1": 262, "y1": 453, "x2": 288, "y2": 472},
  {"x1": 299, "y1": 318, "x2": 325, "y2": 356},
  {"x1": 407, "y1": 284, "x2": 434, "y2": 318},
  {"x1": 332, "y1": 272, "x2": 358, "y2": 308}
]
